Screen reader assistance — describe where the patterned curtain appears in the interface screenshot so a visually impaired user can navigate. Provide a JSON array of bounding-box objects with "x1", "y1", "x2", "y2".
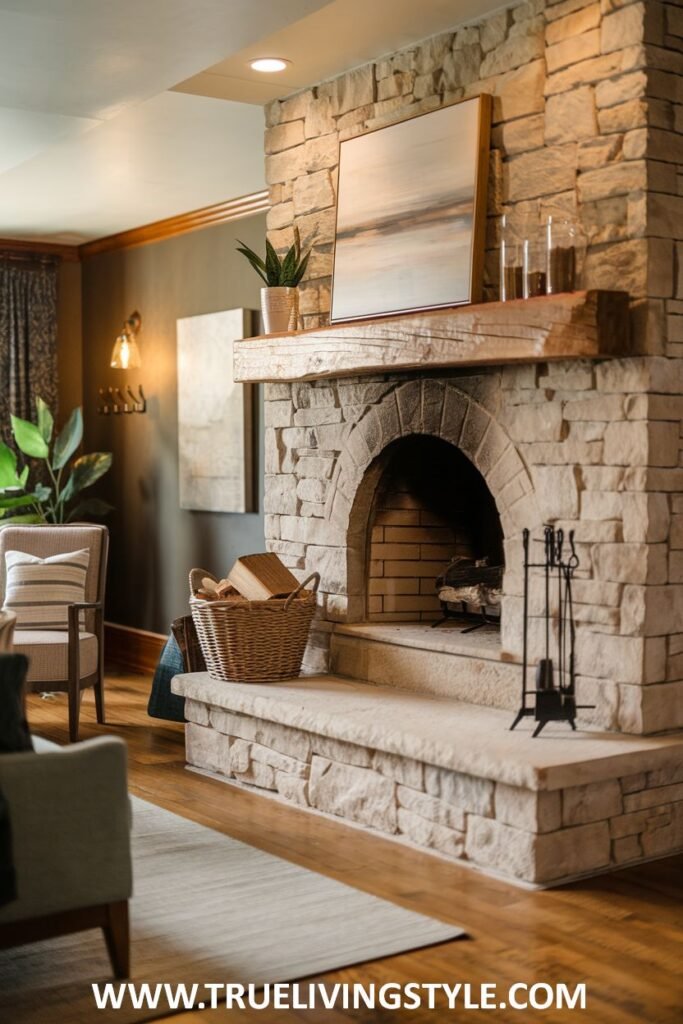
[{"x1": 0, "y1": 256, "x2": 58, "y2": 426}]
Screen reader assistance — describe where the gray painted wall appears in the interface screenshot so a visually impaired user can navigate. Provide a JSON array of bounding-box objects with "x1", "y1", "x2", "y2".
[{"x1": 81, "y1": 213, "x2": 267, "y2": 634}]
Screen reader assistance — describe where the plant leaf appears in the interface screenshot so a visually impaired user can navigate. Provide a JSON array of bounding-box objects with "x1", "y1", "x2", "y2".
[
  {"x1": 236, "y1": 248, "x2": 269, "y2": 285},
  {"x1": 280, "y1": 244, "x2": 298, "y2": 286},
  {"x1": 18, "y1": 465, "x2": 29, "y2": 488},
  {"x1": 60, "y1": 452, "x2": 112, "y2": 504},
  {"x1": 293, "y1": 225, "x2": 301, "y2": 262},
  {"x1": 66, "y1": 497, "x2": 114, "y2": 522},
  {"x1": 36, "y1": 397, "x2": 54, "y2": 444},
  {"x1": 52, "y1": 407, "x2": 83, "y2": 469},
  {"x1": 34, "y1": 483, "x2": 52, "y2": 503},
  {"x1": 0, "y1": 492, "x2": 38, "y2": 510},
  {"x1": 236, "y1": 241, "x2": 266, "y2": 273},
  {"x1": 292, "y1": 249, "x2": 311, "y2": 286},
  {"x1": 0, "y1": 512, "x2": 45, "y2": 525},
  {"x1": 11, "y1": 415, "x2": 49, "y2": 459},
  {"x1": 265, "y1": 239, "x2": 282, "y2": 287},
  {"x1": 0, "y1": 442, "x2": 20, "y2": 488}
]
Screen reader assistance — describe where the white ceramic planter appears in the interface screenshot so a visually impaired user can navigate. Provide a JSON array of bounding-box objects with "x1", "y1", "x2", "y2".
[{"x1": 261, "y1": 287, "x2": 299, "y2": 334}]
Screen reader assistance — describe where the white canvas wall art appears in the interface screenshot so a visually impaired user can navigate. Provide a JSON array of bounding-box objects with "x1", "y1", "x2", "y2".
[
  {"x1": 330, "y1": 95, "x2": 491, "y2": 323},
  {"x1": 177, "y1": 308, "x2": 256, "y2": 513}
]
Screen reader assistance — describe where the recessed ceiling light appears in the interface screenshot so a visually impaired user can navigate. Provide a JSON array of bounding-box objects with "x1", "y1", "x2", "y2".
[{"x1": 250, "y1": 57, "x2": 290, "y2": 73}]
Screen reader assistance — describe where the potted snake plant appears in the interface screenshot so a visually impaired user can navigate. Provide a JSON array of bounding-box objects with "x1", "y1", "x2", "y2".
[{"x1": 237, "y1": 227, "x2": 310, "y2": 334}]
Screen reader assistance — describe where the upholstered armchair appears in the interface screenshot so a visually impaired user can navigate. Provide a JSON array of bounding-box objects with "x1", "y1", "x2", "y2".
[{"x1": 0, "y1": 525, "x2": 109, "y2": 743}]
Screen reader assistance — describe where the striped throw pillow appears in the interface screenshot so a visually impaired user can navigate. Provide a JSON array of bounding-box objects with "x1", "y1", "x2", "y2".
[{"x1": 3, "y1": 549, "x2": 90, "y2": 631}]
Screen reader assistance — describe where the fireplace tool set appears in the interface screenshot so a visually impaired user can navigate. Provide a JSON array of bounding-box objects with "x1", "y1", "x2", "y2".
[{"x1": 510, "y1": 526, "x2": 593, "y2": 738}]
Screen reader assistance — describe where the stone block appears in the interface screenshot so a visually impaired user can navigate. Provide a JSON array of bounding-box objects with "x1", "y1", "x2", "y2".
[
  {"x1": 465, "y1": 815, "x2": 536, "y2": 880},
  {"x1": 185, "y1": 722, "x2": 227, "y2": 774},
  {"x1": 309, "y1": 756, "x2": 397, "y2": 832},
  {"x1": 424, "y1": 765, "x2": 494, "y2": 816},
  {"x1": 372, "y1": 750, "x2": 423, "y2": 788},
  {"x1": 640, "y1": 804, "x2": 683, "y2": 858},
  {"x1": 184, "y1": 699, "x2": 209, "y2": 726},
  {"x1": 577, "y1": 633, "x2": 665, "y2": 684},
  {"x1": 506, "y1": 144, "x2": 577, "y2": 201},
  {"x1": 322, "y1": 65, "x2": 375, "y2": 116},
  {"x1": 546, "y1": 3, "x2": 601, "y2": 46},
  {"x1": 535, "y1": 822, "x2": 611, "y2": 883},
  {"x1": 592, "y1": 542, "x2": 667, "y2": 584},
  {"x1": 601, "y1": 3, "x2": 645, "y2": 54},
  {"x1": 397, "y1": 785, "x2": 465, "y2": 831},
  {"x1": 604, "y1": 421, "x2": 679, "y2": 467},
  {"x1": 397, "y1": 808, "x2": 464, "y2": 858},
  {"x1": 264, "y1": 474, "x2": 298, "y2": 515},
  {"x1": 622, "y1": 492, "x2": 670, "y2": 544},
  {"x1": 480, "y1": 23, "x2": 543, "y2": 78},
  {"x1": 624, "y1": 781, "x2": 683, "y2": 813},
  {"x1": 545, "y1": 85, "x2": 598, "y2": 143},
  {"x1": 234, "y1": 758, "x2": 277, "y2": 791},
  {"x1": 311, "y1": 734, "x2": 372, "y2": 767},
  {"x1": 546, "y1": 28, "x2": 600, "y2": 73},
  {"x1": 490, "y1": 59, "x2": 546, "y2": 121},
  {"x1": 562, "y1": 780, "x2": 623, "y2": 825},
  {"x1": 622, "y1": 585, "x2": 683, "y2": 636},
  {"x1": 266, "y1": 120, "x2": 305, "y2": 154},
  {"x1": 504, "y1": 401, "x2": 564, "y2": 442},
  {"x1": 293, "y1": 170, "x2": 335, "y2": 216},
  {"x1": 578, "y1": 160, "x2": 647, "y2": 204},
  {"x1": 494, "y1": 783, "x2": 562, "y2": 833},
  {"x1": 612, "y1": 834, "x2": 642, "y2": 864},
  {"x1": 209, "y1": 709, "x2": 312, "y2": 761},
  {"x1": 533, "y1": 465, "x2": 580, "y2": 519},
  {"x1": 275, "y1": 771, "x2": 309, "y2": 806},
  {"x1": 249, "y1": 741, "x2": 309, "y2": 777}
]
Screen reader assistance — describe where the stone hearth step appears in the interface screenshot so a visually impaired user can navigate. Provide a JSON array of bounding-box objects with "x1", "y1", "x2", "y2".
[
  {"x1": 330, "y1": 622, "x2": 519, "y2": 710},
  {"x1": 173, "y1": 672, "x2": 683, "y2": 888}
]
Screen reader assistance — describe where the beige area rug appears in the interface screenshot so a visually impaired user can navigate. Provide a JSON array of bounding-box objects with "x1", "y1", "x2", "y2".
[{"x1": 0, "y1": 797, "x2": 465, "y2": 1023}]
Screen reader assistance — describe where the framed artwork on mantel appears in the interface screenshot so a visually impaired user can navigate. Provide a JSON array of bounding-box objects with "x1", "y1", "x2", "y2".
[
  {"x1": 330, "y1": 94, "x2": 491, "y2": 324},
  {"x1": 177, "y1": 308, "x2": 257, "y2": 514}
]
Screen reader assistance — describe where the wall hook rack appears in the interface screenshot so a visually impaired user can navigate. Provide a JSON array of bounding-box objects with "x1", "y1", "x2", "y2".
[{"x1": 97, "y1": 385, "x2": 146, "y2": 415}]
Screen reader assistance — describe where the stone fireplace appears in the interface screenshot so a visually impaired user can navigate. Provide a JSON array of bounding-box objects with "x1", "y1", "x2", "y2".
[{"x1": 175, "y1": 0, "x2": 683, "y2": 886}]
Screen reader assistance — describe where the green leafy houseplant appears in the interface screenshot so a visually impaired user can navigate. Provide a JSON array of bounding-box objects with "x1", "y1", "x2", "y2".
[
  {"x1": 236, "y1": 227, "x2": 311, "y2": 287},
  {"x1": 0, "y1": 397, "x2": 113, "y2": 525}
]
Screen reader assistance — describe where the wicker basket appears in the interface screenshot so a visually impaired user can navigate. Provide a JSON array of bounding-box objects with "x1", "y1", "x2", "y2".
[{"x1": 188, "y1": 568, "x2": 320, "y2": 683}]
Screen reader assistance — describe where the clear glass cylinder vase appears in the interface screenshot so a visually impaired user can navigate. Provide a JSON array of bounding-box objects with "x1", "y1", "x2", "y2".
[
  {"x1": 545, "y1": 215, "x2": 585, "y2": 294},
  {"x1": 499, "y1": 214, "x2": 523, "y2": 302}
]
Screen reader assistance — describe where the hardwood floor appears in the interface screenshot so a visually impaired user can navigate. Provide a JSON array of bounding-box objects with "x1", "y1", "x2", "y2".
[{"x1": 27, "y1": 671, "x2": 683, "y2": 1023}]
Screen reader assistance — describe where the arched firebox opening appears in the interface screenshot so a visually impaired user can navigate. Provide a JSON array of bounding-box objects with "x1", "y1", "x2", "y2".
[{"x1": 365, "y1": 435, "x2": 504, "y2": 624}]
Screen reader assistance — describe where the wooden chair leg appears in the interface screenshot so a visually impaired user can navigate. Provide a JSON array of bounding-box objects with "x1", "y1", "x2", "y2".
[{"x1": 103, "y1": 900, "x2": 130, "y2": 979}]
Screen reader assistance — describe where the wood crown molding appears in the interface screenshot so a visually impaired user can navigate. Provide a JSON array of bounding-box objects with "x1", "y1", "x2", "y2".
[
  {"x1": 79, "y1": 190, "x2": 269, "y2": 259},
  {"x1": 0, "y1": 238, "x2": 80, "y2": 262},
  {"x1": 0, "y1": 191, "x2": 268, "y2": 264}
]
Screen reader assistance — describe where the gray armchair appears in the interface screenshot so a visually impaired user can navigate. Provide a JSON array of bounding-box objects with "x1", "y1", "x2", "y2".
[
  {"x1": 0, "y1": 735, "x2": 132, "y2": 976},
  {"x1": 0, "y1": 525, "x2": 109, "y2": 742}
]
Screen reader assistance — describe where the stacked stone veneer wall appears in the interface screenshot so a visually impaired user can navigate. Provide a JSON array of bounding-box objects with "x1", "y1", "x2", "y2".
[
  {"x1": 185, "y1": 701, "x2": 683, "y2": 887},
  {"x1": 262, "y1": 1, "x2": 683, "y2": 736}
]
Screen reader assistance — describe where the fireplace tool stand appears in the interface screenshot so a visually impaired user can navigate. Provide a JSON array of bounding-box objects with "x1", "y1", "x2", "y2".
[{"x1": 510, "y1": 526, "x2": 594, "y2": 738}]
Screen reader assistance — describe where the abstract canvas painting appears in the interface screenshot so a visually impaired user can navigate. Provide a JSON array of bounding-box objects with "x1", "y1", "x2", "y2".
[
  {"x1": 330, "y1": 95, "x2": 491, "y2": 323},
  {"x1": 177, "y1": 308, "x2": 256, "y2": 513}
]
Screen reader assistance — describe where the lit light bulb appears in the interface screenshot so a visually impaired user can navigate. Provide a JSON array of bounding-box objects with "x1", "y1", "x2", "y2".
[{"x1": 249, "y1": 57, "x2": 289, "y2": 73}]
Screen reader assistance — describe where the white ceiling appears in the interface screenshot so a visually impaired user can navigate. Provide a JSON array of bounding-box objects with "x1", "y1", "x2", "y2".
[
  {"x1": 0, "y1": 0, "x2": 504, "y2": 244},
  {"x1": 176, "y1": 0, "x2": 506, "y2": 105}
]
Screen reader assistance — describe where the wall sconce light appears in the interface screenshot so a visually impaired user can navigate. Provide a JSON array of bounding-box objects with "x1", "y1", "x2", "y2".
[
  {"x1": 98, "y1": 310, "x2": 146, "y2": 414},
  {"x1": 110, "y1": 310, "x2": 142, "y2": 369}
]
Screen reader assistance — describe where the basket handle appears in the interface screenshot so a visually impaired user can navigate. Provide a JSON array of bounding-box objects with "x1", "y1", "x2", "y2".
[{"x1": 284, "y1": 572, "x2": 320, "y2": 609}]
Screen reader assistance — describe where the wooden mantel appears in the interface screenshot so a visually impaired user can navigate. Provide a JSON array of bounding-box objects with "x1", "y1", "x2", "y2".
[{"x1": 233, "y1": 290, "x2": 630, "y2": 384}]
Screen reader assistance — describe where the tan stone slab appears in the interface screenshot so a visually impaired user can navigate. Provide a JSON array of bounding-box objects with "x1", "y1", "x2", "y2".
[
  {"x1": 172, "y1": 673, "x2": 683, "y2": 792},
  {"x1": 233, "y1": 291, "x2": 631, "y2": 383}
]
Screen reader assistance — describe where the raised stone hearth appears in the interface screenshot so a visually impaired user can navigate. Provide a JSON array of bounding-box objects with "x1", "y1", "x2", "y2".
[{"x1": 173, "y1": 672, "x2": 683, "y2": 887}]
